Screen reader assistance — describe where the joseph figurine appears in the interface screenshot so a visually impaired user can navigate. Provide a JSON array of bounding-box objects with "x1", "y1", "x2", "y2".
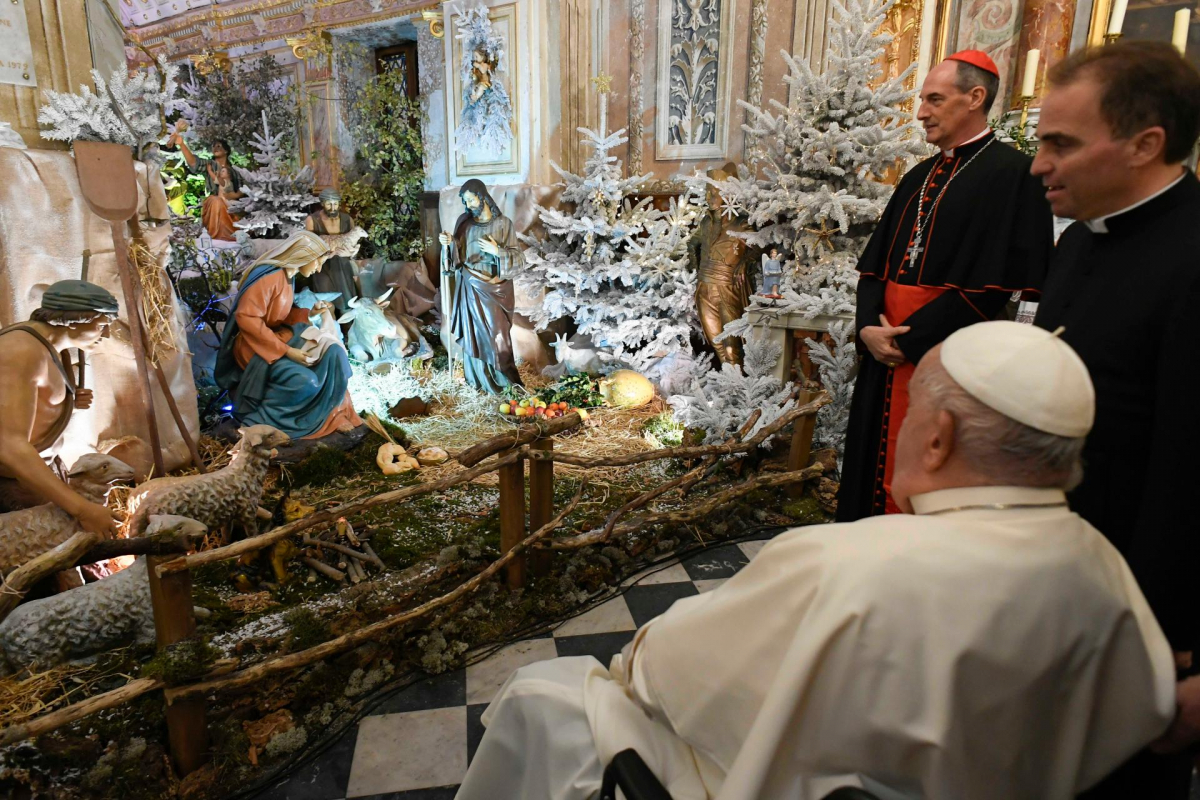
[
  {"x1": 0, "y1": 281, "x2": 119, "y2": 534},
  {"x1": 299, "y1": 188, "x2": 359, "y2": 316},
  {"x1": 439, "y1": 180, "x2": 524, "y2": 394}
]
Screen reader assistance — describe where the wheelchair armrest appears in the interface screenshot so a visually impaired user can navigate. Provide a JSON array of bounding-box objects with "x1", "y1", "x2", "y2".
[{"x1": 599, "y1": 749, "x2": 675, "y2": 800}]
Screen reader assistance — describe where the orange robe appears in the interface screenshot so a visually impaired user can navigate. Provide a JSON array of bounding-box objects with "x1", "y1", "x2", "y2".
[{"x1": 233, "y1": 270, "x2": 362, "y2": 439}]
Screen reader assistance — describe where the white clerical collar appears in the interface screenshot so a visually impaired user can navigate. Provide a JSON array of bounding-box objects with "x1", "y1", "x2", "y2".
[
  {"x1": 910, "y1": 485, "x2": 1069, "y2": 516},
  {"x1": 1084, "y1": 173, "x2": 1186, "y2": 233},
  {"x1": 941, "y1": 127, "x2": 992, "y2": 157}
]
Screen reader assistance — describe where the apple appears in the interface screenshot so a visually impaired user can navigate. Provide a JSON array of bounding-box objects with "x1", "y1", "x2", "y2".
[
  {"x1": 577, "y1": 408, "x2": 589, "y2": 421},
  {"x1": 499, "y1": 403, "x2": 511, "y2": 415}
]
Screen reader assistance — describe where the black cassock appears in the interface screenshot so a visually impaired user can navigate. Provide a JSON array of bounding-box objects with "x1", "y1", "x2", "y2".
[
  {"x1": 1035, "y1": 174, "x2": 1200, "y2": 800},
  {"x1": 837, "y1": 133, "x2": 1053, "y2": 521}
]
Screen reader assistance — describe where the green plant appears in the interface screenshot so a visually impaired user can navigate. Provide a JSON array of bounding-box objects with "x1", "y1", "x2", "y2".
[
  {"x1": 990, "y1": 118, "x2": 1038, "y2": 157},
  {"x1": 341, "y1": 64, "x2": 427, "y2": 261},
  {"x1": 179, "y1": 55, "x2": 300, "y2": 164}
]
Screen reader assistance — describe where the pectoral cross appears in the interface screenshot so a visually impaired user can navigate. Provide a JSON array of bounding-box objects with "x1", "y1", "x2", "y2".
[{"x1": 906, "y1": 234, "x2": 924, "y2": 262}]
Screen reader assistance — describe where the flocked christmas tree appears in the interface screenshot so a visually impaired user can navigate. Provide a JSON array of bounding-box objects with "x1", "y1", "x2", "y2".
[
  {"x1": 38, "y1": 58, "x2": 184, "y2": 161},
  {"x1": 668, "y1": 331, "x2": 797, "y2": 449},
  {"x1": 518, "y1": 77, "x2": 709, "y2": 391},
  {"x1": 712, "y1": 0, "x2": 926, "y2": 336},
  {"x1": 230, "y1": 111, "x2": 316, "y2": 238}
]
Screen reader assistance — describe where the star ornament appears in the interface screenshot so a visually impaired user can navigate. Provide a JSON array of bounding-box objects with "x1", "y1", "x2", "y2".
[
  {"x1": 591, "y1": 74, "x2": 614, "y2": 94},
  {"x1": 802, "y1": 219, "x2": 838, "y2": 251}
]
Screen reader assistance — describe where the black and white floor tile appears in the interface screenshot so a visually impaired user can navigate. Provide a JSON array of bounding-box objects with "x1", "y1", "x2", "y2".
[{"x1": 250, "y1": 536, "x2": 768, "y2": 800}]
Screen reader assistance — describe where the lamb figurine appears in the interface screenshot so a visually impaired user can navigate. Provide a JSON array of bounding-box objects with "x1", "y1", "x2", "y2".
[
  {"x1": 0, "y1": 454, "x2": 135, "y2": 575},
  {"x1": 0, "y1": 515, "x2": 208, "y2": 675},
  {"x1": 126, "y1": 425, "x2": 289, "y2": 538}
]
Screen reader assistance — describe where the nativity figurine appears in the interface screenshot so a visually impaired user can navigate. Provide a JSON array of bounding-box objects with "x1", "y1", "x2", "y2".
[
  {"x1": 167, "y1": 124, "x2": 244, "y2": 241},
  {"x1": 439, "y1": 180, "x2": 524, "y2": 394},
  {"x1": 214, "y1": 232, "x2": 363, "y2": 440},
  {"x1": 298, "y1": 188, "x2": 361, "y2": 317},
  {"x1": 694, "y1": 165, "x2": 753, "y2": 365},
  {"x1": 0, "y1": 281, "x2": 120, "y2": 537}
]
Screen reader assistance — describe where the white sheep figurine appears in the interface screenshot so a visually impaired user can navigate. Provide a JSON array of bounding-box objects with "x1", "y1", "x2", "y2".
[
  {"x1": 126, "y1": 425, "x2": 289, "y2": 538},
  {"x1": 0, "y1": 515, "x2": 208, "y2": 675},
  {"x1": 0, "y1": 454, "x2": 135, "y2": 575}
]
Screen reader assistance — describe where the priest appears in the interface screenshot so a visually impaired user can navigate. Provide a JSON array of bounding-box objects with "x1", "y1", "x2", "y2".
[
  {"x1": 1031, "y1": 42, "x2": 1200, "y2": 799},
  {"x1": 837, "y1": 50, "x2": 1054, "y2": 521},
  {"x1": 456, "y1": 321, "x2": 1175, "y2": 800}
]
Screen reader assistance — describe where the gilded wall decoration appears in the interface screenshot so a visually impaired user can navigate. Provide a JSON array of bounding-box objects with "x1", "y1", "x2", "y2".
[
  {"x1": 878, "y1": 0, "x2": 923, "y2": 100},
  {"x1": 743, "y1": 0, "x2": 769, "y2": 157},
  {"x1": 656, "y1": 0, "x2": 736, "y2": 159},
  {"x1": 1010, "y1": 0, "x2": 1073, "y2": 107},
  {"x1": 629, "y1": 0, "x2": 646, "y2": 173}
]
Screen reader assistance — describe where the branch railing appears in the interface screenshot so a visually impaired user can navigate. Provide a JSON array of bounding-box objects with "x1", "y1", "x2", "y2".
[{"x1": 0, "y1": 390, "x2": 831, "y2": 778}]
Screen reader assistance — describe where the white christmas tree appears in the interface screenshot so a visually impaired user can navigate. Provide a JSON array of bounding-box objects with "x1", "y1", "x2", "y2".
[
  {"x1": 38, "y1": 58, "x2": 184, "y2": 159},
  {"x1": 668, "y1": 331, "x2": 797, "y2": 450},
  {"x1": 518, "y1": 78, "x2": 709, "y2": 391},
  {"x1": 713, "y1": 0, "x2": 926, "y2": 339},
  {"x1": 230, "y1": 111, "x2": 316, "y2": 238},
  {"x1": 807, "y1": 319, "x2": 857, "y2": 461}
]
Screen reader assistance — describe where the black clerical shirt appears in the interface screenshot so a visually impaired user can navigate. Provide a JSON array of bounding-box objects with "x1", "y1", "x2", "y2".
[{"x1": 1036, "y1": 170, "x2": 1200, "y2": 653}]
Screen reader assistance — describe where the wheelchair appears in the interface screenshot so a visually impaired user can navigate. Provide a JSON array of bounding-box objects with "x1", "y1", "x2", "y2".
[{"x1": 599, "y1": 748, "x2": 883, "y2": 800}]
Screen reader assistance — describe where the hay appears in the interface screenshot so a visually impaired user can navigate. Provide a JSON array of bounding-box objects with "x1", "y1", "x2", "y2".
[
  {"x1": 130, "y1": 239, "x2": 180, "y2": 366},
  {"x1": 0, "y1": 660, "x2": 115, "y2": 729}
]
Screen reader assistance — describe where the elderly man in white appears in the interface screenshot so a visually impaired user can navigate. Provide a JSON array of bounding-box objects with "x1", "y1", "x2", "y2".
[{"x1": 456, "y1": 321, "x2": 1176, "y2": 800}]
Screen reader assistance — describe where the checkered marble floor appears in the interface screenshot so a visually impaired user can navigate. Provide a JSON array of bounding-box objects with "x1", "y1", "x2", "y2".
[{"x1": 250, "y1": 537, "x2": 772, "y2": 800}]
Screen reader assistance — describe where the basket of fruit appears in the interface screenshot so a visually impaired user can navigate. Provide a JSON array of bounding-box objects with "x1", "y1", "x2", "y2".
[{"x1": 498, "y1": 397, "x2": 590, "y2": 423}]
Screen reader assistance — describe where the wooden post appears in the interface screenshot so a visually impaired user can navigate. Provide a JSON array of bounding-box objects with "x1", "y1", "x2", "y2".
[
  {"x1": 146, "y1": 555, "x2": 209, "y2": 776},
  {"x1": 787, "y1": 389, "x2": 818, "y2": 498},
  {"x1": 497, "y1": 453, "x2": 527, "y2": 589},
  {"x1": 528, "y1": 438, "x2": 554, "y2": 578}
]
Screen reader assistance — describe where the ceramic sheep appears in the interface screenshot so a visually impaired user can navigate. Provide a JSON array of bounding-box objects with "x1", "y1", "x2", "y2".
[
  {"x1": 0, "y1": 515, "x2": 208, "y2": 674},
  {"x1": 0, "y1": 454, "x2": 134, "y2": 575},
  {"x1": 125, "y1": 425, "x2": 289, "y2": 538}
]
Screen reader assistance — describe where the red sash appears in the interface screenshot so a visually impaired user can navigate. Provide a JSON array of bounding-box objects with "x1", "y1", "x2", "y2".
[{"x1": 881, "y1": 282, "x2": 946, "y2": 513}]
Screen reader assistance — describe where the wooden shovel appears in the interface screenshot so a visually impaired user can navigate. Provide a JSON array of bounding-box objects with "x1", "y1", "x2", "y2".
[{"x1": 73, "y1": 140, "x2": 166, "y2": 479}]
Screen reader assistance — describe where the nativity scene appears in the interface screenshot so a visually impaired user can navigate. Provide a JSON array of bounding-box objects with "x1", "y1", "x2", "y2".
[{"x1": 0, "y1": 0, "x2": 1198, "y2": 796}]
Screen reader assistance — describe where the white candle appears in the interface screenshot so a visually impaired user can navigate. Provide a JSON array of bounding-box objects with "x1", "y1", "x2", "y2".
[
  {"x1": 1173, "y1": 8, "x2": 1190, "y2": 54},
  {"x1": 1107, "y1": 0, "x2": 1128, "y2": 35},
  {"x1": 1021, "y1": 48, "x2": 1040, "y2": 97}
]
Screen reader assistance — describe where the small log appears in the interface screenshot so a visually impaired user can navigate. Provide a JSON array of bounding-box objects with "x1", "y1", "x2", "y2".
[
  {"x1": 302, "y1": 557, "x2": 345, "y2": 582},
  {"x1": 498, "y1": 454, "x2": 526, "y2": 589},
  {"x1": 301, "y1": 536, "x2": 374, "y2": 567},
  {"x1": 787, "y1": 389, "x2": 819, "y2": 498},
  {"x1": 156, "y1": 452, "x2": 522, "y2": 576},
  {"x1": 74, "y1": 535, "x2": 188, "y2": 566},
  {"x1": 0, "y1": 678, "x2": 163, "y2": 748},
  {"x1": 362, "y1": 543, "x2": 384, "y2": 572},
  {"x1": 456, "y1": 413, "x2": 582, "y2": 468},
  {"x1": 527, "y1": 439, "x2": 554, "y2": 578},
  {"x1": 550, "y1": 459, "x2": 831, "y2": 551},
  {"x1": 166, "y1": 487, "x2": 584, "y2": 703},
  {"x1": 346, "y1": 558, "x2": 364, "y2": 584},
  {"x1": 146, "y1": 553, "x2": 209, "y2": 775},
  {"x1": 0, "y1": 532, "x2": 100, "y2": 625}
]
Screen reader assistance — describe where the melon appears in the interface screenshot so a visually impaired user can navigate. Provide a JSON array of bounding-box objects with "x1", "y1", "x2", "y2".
[{"x1": 598, "y1": 370, "x2": 655, "y2": 408}]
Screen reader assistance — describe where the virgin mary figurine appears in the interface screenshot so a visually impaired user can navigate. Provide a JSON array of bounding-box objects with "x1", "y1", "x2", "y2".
[{"x1": 215, "y1": 232, "x2": 363, "y2": 439}]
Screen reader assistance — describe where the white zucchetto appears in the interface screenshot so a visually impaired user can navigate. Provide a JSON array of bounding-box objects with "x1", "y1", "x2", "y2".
[{"x1": 940, "y1": 320, "x2": 1095, "y2": 438}]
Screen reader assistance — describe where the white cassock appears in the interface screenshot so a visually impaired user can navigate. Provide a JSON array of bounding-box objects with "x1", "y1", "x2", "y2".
[{"x1": 456, "y1": 486, "x2": 1176, "y2": 800}]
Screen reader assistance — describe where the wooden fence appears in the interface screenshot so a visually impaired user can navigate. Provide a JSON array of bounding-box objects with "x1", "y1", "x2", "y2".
[{"x1": 0, "y1": 391, "x2": 830, "y2": 778}]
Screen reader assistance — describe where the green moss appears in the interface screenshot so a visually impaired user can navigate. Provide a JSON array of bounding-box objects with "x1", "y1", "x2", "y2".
[
  {"x1": 139, "y1": 637, "x2": 220, "y2": 685},
  {"x1": 209, "y1": 717, "x2": 253, "y2": 773},
  {"x1": 641, "y1": 411, "x2": 685, "y2": 447},
  {"x1": 782, "y1": 493, "x2": 826, "y2": 524},
  {"x1": 284, "y1": 445, "x2": 354, "y2": 488},
  {"x1": 283, "y1": 608, "x2": 331, "y2": 651}
]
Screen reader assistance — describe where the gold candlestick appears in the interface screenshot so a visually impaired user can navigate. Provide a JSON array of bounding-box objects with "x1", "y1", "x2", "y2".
[
  {"x1": 1018, "y1": 95, "x2": 1034, "y2": 130},
  {"x1": 1103, "y1": 31, "x2": 1123, "y2": 44}
]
